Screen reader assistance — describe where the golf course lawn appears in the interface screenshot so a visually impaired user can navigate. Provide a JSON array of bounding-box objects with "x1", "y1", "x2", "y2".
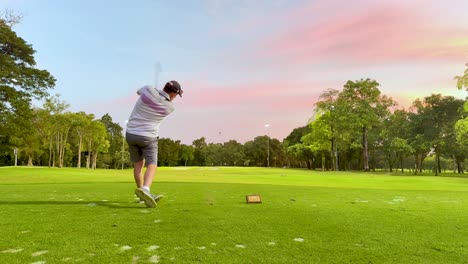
[{"x1": 0, "y1": 167, "x2": 467, "y2": 263}]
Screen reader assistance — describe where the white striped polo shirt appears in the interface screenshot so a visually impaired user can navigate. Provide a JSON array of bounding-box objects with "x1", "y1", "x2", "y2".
[{"x1": 126, "y1": 85, "x2": 175, "y2": 137}]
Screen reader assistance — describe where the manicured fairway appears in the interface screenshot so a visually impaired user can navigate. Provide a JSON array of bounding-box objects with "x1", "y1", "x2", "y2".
[{"x1": 0, "y1": 167, "x2": 467, "y2": 263}]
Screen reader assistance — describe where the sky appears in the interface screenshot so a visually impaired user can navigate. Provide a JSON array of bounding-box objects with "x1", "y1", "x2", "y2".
[{"x1": 2, "y1": 0, "x2": 467, "y2": 144}]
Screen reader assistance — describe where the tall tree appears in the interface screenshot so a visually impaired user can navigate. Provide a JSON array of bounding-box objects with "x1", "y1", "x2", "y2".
[
  {"x1": 158, "y1": 138, "x2": 181, "y2": 166},
  {"x1": 179, "y1": 144, "x2": 194, "y2": 166},
  {"x1": 411, "y1": 95, "x2": 464, "y2": 175},
  {"x1": 192, "y1": 137, "x2": 208, "y2": 166},
  {"x1": 380, "y1": 109, "x2": 413, "y2": 172},
  {"x1": 337, "y1": 79, "x2": 395, "y2": 171},
  {"x1": 83, "y1": 120, "x2": 109, "y2": 169},
  {"x1": 0, "y1": 15, "x2": 55, "y2": 153},
  {"x1": 283, "y1": 125, "x2": 313, "y2": 168},
  {"x1": 99, "y1": 113, "x2": 124, "y2": 169},
  {"x1": 315, "y1": 88, "x2": 340, "y2": 170},
  {"x1": 73, "y1": 112, "x2": 94, "y2": 168},
  {"x1": 302, "y1": 113, "x2": 332, "y2": 170},
  {"x1": 43, "y1": 94, "x2": 71, "y2": 168},
  {"x1": 222, "y1": 140, "x2": 245, "y2": 166}
]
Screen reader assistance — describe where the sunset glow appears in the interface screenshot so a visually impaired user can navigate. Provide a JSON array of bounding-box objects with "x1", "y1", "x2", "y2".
[{"x1": 4, "y1": 0, "x2": 467, "y2": 143}]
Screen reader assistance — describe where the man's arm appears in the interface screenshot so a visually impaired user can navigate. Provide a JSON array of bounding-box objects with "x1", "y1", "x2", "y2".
[{"x1": 137, "y1": 85, "x2": 150, "y2": 95}]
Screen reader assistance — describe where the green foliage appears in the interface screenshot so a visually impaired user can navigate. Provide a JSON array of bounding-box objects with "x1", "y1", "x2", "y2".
[
  {"x1": 283, "y1": 125, "x2": 310, "y2": 147},
  {"x1": 222, "y1": 140, "x2": 245, "y2": 166},
  {"x1": 410, "y1": 95, "x2": 465, "y2": 174},
  {"x1": 98, "y1": 114, "x2": 124, "y2": 169},
  {"x1": 179, "y1": 144, "x2": 194, "y2": 166},
  {"x1": 192, "y1": 137, "x2": 208, "y2": 166},
  {"x1": 158, "y1": 138, "x2": 182, "y2": 166},
  {"x1": 454, "y1": 63, "x2": 468, "y2": 91},
  {"x1": 0, "y1": 18, "x2": 55, "y2": 157},
  {"x1": 455, "y1": 101, "x2": 468, "y2": 146}
]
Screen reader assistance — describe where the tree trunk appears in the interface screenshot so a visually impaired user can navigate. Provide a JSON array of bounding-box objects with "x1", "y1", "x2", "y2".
[
  {"x1": 77, "y1": 135, "x2": 82, "y2": 168},
  {"x1": 388, "y1": 154, "x2": 393, "y2": 172},
  {"x1": 362, "y1": 126, "x2": 369, "y2": 171},
  {"x1": 434, "y1": 146, "x2": 439, "y2": 176},
  {"x1": 27, "y1": 155, "x2": 33, "y2": 166},
  {"x1": 86, "y1": 139, "x2": 92, "y2": 169},
  {"x1": 59, "y1": 133, "x2": 63, "y2": 168},
  {"x1": 414, "y1": 154, "x2": 420, "y2": 175},
  {"x1": 321, "y1": 154, "x2": 325, "y2": 171},
  {"x1": 452, "y1": 155, "x2": 456, "y2": 173},
  {"x1": 331, "y1": 138, "x2": 336, "y2": 171},
  {"x1": 400, "y1": 156, "x2": 404, "y2": 173},
  {"x1": 456, "y1": 161, "x2": 462, "y2": 174},
  {"x1": 93, "y1": 151, "x2": 98, "y2": 169},
  {"x1": 334, "y1": 138, "x2": 339, "y2": 171},
  {"x1": 48, "y1": 140, "x2": 52, "y2": 168},
  {"x1": 56, "y1": 133, "x2": 60, "y2": 168},
  {"x1": 437, "y1": 147, "x2": 441, "y2": 174},
  {"x1": 60, "y1": 128, "x2": 70, "y2": 168}
]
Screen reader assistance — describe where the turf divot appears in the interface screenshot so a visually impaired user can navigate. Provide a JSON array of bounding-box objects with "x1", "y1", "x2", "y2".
[
  {"x1": 1, "y1": 248, "x2": 23, "y2": 253},
  {"x1": 32, "y1": 250, "x2": 48, "y2": 257}
]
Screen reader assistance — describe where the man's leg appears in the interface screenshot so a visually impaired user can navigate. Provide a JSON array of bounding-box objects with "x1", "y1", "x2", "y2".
[
  {"x1": 133, "y1": 160, "x2": 144, "y2": 188},
  {"x1": 134, "y1": 162, "x2": 157, "y2": 208},
  {"x1": 143, "y1": 164, "x2": 157, "y2": 188}
]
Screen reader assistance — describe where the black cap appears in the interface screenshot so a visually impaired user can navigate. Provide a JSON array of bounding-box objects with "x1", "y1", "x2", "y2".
[{"x1": 164, "y1": 80, "x2": 183, "y2": 97}]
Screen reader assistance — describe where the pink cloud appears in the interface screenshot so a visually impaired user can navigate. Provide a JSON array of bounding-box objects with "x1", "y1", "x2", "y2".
[
  {"x1": 248, "y1": 1, "x2": 468, "y2": 66},
  {"x1": 179, "y1": 78, "x2": 323, "y2": 111}
]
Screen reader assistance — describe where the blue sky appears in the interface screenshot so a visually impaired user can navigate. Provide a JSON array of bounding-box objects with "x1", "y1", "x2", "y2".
[{"x1": 2, "y1": 0, "x2": 467, "y2": 144}]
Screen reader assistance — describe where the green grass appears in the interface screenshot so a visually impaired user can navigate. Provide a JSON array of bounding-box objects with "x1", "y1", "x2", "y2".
[{"x1": 0, "y1": 167, "x2": 467, "y2": 263}]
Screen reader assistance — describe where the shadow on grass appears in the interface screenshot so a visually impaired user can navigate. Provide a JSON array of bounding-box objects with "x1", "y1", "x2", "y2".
[{"x1": 0, "y1": 200, "x2": 148, "y2": 209}]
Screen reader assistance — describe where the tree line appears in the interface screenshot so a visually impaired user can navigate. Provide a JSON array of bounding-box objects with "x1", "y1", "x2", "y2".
[{"x1": 1, "y1": 14, "x2": 467, "y2": 174}]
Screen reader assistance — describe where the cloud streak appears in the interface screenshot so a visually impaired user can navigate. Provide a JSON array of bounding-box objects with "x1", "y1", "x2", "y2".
[
  {"x1": 86, "y1": 0, "x2": 468, "y2": 144},
  {"x1": 252, "y1": 0, "x2": 468, "y2": 66}
]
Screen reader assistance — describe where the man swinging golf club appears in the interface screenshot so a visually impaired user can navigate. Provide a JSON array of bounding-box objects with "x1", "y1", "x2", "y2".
[{"x1": 126, "y1": 80, "x2": 183, "y2": 207}]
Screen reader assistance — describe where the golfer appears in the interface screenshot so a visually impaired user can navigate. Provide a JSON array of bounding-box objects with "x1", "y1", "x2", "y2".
[{"x1": 126, "y1": 80, "x2": 183, "y2": 207}]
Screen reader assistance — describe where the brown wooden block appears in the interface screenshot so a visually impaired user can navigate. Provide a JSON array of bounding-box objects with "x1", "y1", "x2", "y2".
[{"x1": 246, "y1": 195, "x2": 262, "y2": 203}]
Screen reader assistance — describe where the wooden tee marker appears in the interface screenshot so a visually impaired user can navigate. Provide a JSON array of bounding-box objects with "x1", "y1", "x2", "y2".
[{"x1": 246, "y1": 194, "x2": 262, "y2": 203}]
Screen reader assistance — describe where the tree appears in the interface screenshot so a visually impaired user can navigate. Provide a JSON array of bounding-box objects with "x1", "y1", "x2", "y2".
[
  {"x1": 283, "y1": 125, "x2": 313, "y2": 168},
  {"x1": 179, "y1": 144, "x2": 194, "y2": 166},
  {"x1": 0, "y1": 10, "x2": 23, "y2": 27},
  {"x1": 14, "y1": 108, "x2": 42, "y2": 166},
  {"x1": 337, "y1": 79, "x2": 395, "y2": 171},
  {"x1": 455, "y1": 63, "x2": 468, "y2": 91},
  {"x1": 268, "y1": 138, "x2": 284, "y2": 167},
  {"x1": 315, "y1": 88, "x2": 340, "y2": 170},
  {"x1": 206, "y1": 143, "x2": 223, "y2": 166},
  {"x1": 73, "y1": 112, "x2": 94, "y2": 168},
  {"x1": 303, "y1": 113, "x2": 332, "y2": 170},
  {"x1": 408, "y1": 95, "x2": 464, "y2": 175},
  {"x1": 286, "y1": 143, "x2": 314, "y2": 169},
  {"x1": 158, "y1": 138, "x2": 181, "y2": 166},
  {"x1": 0, "y1": 15, "x2": 55, "y2": 154},
  {"x1": 83, "y1": 120, "x2": 109, "y2": 169},
  {"x1": 0, "y1": 15, "x2": 55, "y2": 164},
  {"x1": 380, "y1": 109, "x2": 413, "y2": 172},
  {"x1": 99, "y1": 114, "x2": 124, "y2": 169},
  {"x1": 192, "y1": 137, "x2": 208, "y2": 166},
  {"x1": 222, "y1": 140, "x2": 245, "y2": 166},
  {"x1": 43, "y1": 94, "x2": 71, "y2": 168},
  {"x1": 455, "y1": 102, "x2": 468, "y2": 146}
]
